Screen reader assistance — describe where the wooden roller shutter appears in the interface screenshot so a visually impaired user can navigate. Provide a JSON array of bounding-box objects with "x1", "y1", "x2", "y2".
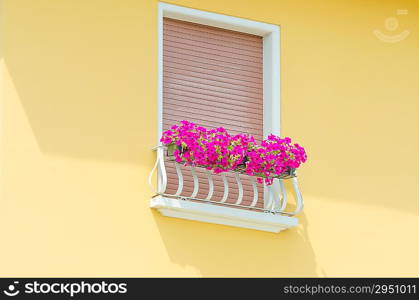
[{"x1": 162, "y1": 17, "x2": 264, "y2": 208}]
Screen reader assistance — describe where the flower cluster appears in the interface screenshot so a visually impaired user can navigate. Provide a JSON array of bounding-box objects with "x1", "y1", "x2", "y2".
[
  {"x1": 246, "y1": 135, "x2": 307, "y2": 185},
  {"x1": 161, "y1": 121, "x2": 255, "y2": 173},
  {"x1": 160, "y1": 121, "x2": 307, "y2": 185}
]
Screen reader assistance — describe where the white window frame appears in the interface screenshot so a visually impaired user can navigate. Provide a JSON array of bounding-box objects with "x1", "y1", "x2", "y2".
[
  {"x1": 157, "y1": 2, "x2": 280, "y2": 141},
  {"x1": 156, "y1": 2, "x2": 281, "y2": 209}
]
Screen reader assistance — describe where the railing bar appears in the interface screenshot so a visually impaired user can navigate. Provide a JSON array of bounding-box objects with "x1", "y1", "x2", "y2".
[
  {"x1": 220, "y1": 173, "x2": 229, "y2": 203},
  {"x1": 157, "y1": 147, "x2": 167, "y2": 194},
  {"x1": 190, "y1": 166, "x2": 199, "y2": 198},
  {"x1": 279, "y1": 179, "x2": 287, "y2": 211},
  {"x1": 174, "y1": 162, "x2": 184, "y2": 196},
  {"x1": 290, "y1": 177, "x2": 304, "y2": 215},
  {"x1": 250, "y1": 176, "x2": 258, "y2": 207},
  {"x1": 156, "y1": 193, "x2": 295, "y2": 216},
  {"x1": 269, "y1": 182, "x2": 281, "y2": 212},
  {"x1": 264, "y1": 185, "x2": 273, "y2": 211},
  {"x1": 234, "y1": 173, "x2": 244, "y2": 205},
  {"x1": 205, "y1": 170, "x2": 214, "y2": 200}
]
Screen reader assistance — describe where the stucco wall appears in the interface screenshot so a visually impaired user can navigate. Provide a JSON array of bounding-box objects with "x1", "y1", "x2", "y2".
[{"x1": 1, "y1": 0, "x2": 418, "y2": 277}]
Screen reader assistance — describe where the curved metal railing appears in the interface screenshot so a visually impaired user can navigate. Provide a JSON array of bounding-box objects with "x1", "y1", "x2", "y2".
[{"x1": 148, "y1": 145, "x2": 304, "y2": 216}]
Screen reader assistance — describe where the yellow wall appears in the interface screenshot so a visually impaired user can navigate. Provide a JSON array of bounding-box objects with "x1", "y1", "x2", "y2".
[{"x1": 1, "y1": 0, "x2": 419, "y2": 277}]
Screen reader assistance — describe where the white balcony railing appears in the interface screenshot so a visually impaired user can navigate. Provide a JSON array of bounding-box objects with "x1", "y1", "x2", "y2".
[{"x1": 149, "y1": 145, "x2": 304, "y2": 233}]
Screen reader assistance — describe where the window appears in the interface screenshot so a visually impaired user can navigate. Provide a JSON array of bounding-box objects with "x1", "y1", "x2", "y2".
[{"x1": 151, "y1": 3, "x2": 298, "y2": 233}]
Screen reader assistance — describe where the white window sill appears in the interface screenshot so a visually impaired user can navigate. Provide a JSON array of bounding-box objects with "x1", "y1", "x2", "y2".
[{"x1": 150, "y1": 196, "x2": 298, "y2": 233}]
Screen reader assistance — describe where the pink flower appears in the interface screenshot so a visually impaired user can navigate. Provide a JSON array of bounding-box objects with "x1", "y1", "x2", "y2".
[{"x1": 160, "y1": 121, "x2": 307, "y2": 185}]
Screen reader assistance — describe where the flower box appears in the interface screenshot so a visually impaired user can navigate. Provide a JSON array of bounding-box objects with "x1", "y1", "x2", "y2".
[
  {"x1": 161, "y1": 121, "x2": 306, "y2": 185},
  {"x1": 165, "y1": 143, "x2": 297, "y2": 180}
]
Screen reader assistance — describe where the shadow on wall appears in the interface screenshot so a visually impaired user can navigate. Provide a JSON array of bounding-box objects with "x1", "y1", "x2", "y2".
[
  {"x1": 2, "y1": 1, "x2": 157, "y2": 165},
  {"x1": 152, "y1": 210, "x2": 320, "y2": 277}
]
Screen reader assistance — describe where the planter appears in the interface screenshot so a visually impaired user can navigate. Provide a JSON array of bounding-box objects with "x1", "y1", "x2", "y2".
[
  {"x1": 166, "y1": 143, "x2": 177, "y2": 157},
  {"x1": 166, "y1": 143, "x2": 187, "y2": 157},
  {"x1": 236, "y1": 155, "x2": 249, "y2": 169}
]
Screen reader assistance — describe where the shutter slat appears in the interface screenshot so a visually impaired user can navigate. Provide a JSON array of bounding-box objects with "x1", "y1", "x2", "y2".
[
  {"x1": 163, "y1": 108, "x2": 263, "y2": 128},
  {"x1": 164, "y1": 66, "x2": 262, "y2": 89},
  {"x1": 163, "y1": 118, "x2": 263, "y2": 140},
  {"x1": 164, "y1": 29, "x2": 263, "y2": 55},
  {"x1": 164, "y1": 92, "x2": 263, "y2": 114},
  {"x1": 163, "y1": 47, "x2": 261, "y2": 69},
  {"x1": 163, "y1": 38, "x2": 262, "y2": 61},
  {"x1": 164, "y1": 18, "x2": 262, "y2": 43},
  {"x1": 164, "y1": 57, "x2": 262, "y2": 80},
  {"x1": 164, "y1": 75, "x2": 262, "y2": 96},
  {"x1": 163, "y1": 51, "x2": 262, "y2": 74},
  {"x1": 164, "y1": 60, "x2": 262, "y2": 83},
  {"x1": 164, "y1": 72, "x2": 262, "y2": 93},
  {"x1": 164, "y1": 83, "x2": 262, "y2": 104},
  {"x1": 164, "y1": 102, "x2": 263, "y2": 122},
  {"x1": 163, "y1": 50, "x2": 263, "y2": 78}
]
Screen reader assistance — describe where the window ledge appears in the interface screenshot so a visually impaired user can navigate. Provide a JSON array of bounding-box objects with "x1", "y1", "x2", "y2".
[{"x1": 150, "y1": 196, "x2": 298, "y2": 233}]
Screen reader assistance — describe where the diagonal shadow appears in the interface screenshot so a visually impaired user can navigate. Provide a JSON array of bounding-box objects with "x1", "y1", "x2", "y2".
[{"x1": 152, "y1": 209, "x2": 320, "y2": 277}]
